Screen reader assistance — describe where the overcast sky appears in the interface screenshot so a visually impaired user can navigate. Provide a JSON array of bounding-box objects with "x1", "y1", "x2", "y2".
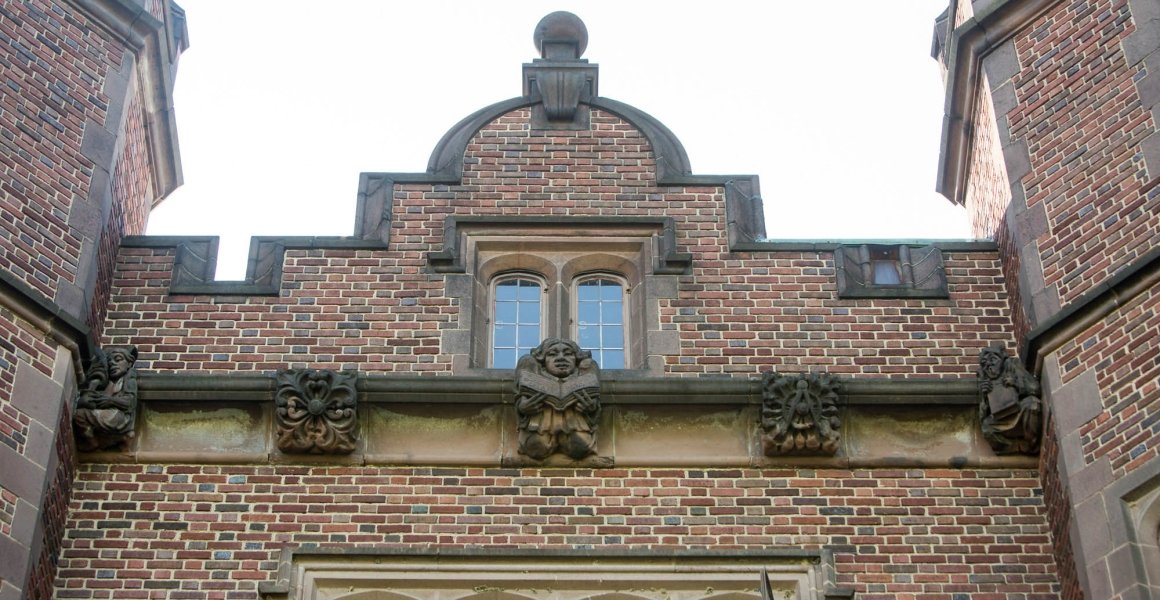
[{"x1": 149, "y1": 1, "x2": 969, "y2": 280}]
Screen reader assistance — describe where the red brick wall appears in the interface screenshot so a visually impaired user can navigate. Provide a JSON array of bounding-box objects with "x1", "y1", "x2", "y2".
[
  {"x1": 0, "y1": 0, "x2": 123, "y2": 301},
  {"x1": 103, "y1": 109, "x2": 1013, "y2": 377},
  {"x1": 1008, "y1": 0, "x2": 1158, "y2": 307},
  {"x1": 55, "y1": 464, "x2": 1056, "y2": 598},
  {"x1": 1039, "y1": 410, "x2": 1081, "y2": 600},
  {"x1": 1065, "y1": 285, "x2": 1160, "y2": 477},
  {"x1": 89, "y1": 88, "x2": 155, "y2": 339},
  {"x1": 25, "y1": 406, "x2": 77, "y2": 598}
]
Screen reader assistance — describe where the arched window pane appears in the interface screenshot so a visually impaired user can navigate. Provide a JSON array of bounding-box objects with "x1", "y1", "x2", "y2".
[
  {"x1": 493, "y1": 278, "x2": 541, "y2": 369},
  {"x1": 576, "y1": 278, "x2": 625, "y2": 369}
]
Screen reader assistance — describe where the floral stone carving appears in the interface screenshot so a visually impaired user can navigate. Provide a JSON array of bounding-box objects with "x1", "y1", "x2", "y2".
[
  {"x1": 275, "y1": 369, "x2": 358, "y2": 454},
  {"x1": 515, "y1": 338, "x2": 601, "y2": 460},
  {"x1": 761, "y1": 372, "x2": 841, "y2": 456},
  {"x1": 74, "y1": 346, "x2": 139, "y2": 452},
  {"x1": 977, "y1": 345, "x2": 1042, "y2": 455}
]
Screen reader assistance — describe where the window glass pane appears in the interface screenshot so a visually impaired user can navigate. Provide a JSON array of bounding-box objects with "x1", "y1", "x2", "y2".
[
  {"x1": 575, "y1": 278, "x2": 626, "y2": 369},
  {"x1": 578, "y1": 283, "x2": 599, "y2": 301},
  {"x1": 495, "y1": 301, "x2": 517, "y2": 324},
  {"x1": 872, "y1": 260, "x2": 901, "y2": 285},
  {"x1": 603, "y1": 325, "x2": 624, "y2": 348},
  {"x1": 517, "y1": 281, "x2": 541, "y2": 301},
  {"x1": 577, "y1": 302, "x2": 600, "y2": 325},
  {"x1": 602, "y1": 302, "x2": 623, "y2": 324},
  {"x1": 493, "y1": 324, "x2": 515, "y2": 348},
  {"x1": 578, "y1": 324, "x2": 599, "y2": 347},
  {"x1": 518, "y1": 325, "x2": 541, "y2": 349},
  {"x1": 495, "y1": 280, "x2": 520, "y2": 301},
  {"x1": 493, "y1": 278, "x2": 541, "y2": 368},
  {"x1": 600, "y1": 282, "x2": 622, "y2": 301},
  {"x1": 493, "y1": 348, "x2": 517, "y2": 370}
]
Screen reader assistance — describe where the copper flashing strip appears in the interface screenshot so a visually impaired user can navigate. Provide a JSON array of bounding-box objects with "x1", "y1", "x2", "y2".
[{"x1": 937, "y1": 0, "x2": 1064, "y2": 204}]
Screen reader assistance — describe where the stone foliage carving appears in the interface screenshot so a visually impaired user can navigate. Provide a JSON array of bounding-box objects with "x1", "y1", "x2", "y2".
[
  {"x1": 515, "y1": 338, "x2": 601, "y2": 460},
  {"x1": 977, "y1": 345, "x2": 1042, "y2": 455},
  {"x1": 761, "y1": 372, "x2": 841, "y2": 456},
  {"x1": 275, "y1": 369, "x2": 358, "y2": 455},
  {"x1": 74, "y1": 346, "x2": 139, "y2": 452}
]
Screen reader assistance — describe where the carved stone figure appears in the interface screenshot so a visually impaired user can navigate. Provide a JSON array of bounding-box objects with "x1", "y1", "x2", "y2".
[
  {"x1": 275, "y1": 369, "x2": 358, "y2": 454},
  {"x1": 978, "y1": 345, "x2": 1042, "y2": 455},
  {"x1": 74, "y1": 346, "x2": 139, "y2": 452},
  {"x1": 514, "y1": 338, "x2": 601, "y2": 460},
  {"x1": 761, "y1": 371, "x2": 841, "y2": 456}
]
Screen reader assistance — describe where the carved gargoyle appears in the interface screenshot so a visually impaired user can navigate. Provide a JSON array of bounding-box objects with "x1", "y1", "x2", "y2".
[
  {"x1": 761, "y1": 372, "x2": 841, "y2": 456},
  {"x1": 515, "y1": 338, "x2": 601, "y2": 460},
  {"x1": 978, "y1": 345, "x2": 1042, "y2": 455},
  {"x1": 74, "y1": 345, "x2": 138, "y2": 452},
  {"x1": 274, "y1": 369, "x2": 358, "y2": 455}
]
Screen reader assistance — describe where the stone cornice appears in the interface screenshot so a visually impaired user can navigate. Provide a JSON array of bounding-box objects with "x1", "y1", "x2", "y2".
[
  {"x1": 936, "y1": 0, "x2": 1064, "y2": 205},
  {"x1": 67, "y1": 0, "x2": 183, "y2": 202}
]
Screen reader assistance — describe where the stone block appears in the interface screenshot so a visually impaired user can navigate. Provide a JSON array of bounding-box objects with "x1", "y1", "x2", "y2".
[
  {"x1": 1053, "y1": 367, "x2": 1103, "y2": 434},
  {"x1": 612, "y1": 405, "x2": 751, "y2": 466},
  {"x1": 366, "y1": 404, "x2": 503, "y2": 465},
  {"x1": 10, "y1": 362, "x2": 64, "y2": 429}
]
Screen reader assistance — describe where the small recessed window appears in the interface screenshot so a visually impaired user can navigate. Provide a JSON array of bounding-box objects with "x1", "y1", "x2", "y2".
[
  {"x1": 871, "y1": 260, "x2": 901, "y2": 285},
  {"x1": 492, "y1": 277, "x2": 542, "y2": 369},
  {"x1": 576, "y1": 278, "x2": 625, "y2": 369},
  {"x1": 835, "y1": 244, "x2": 949, "y2": 299}
]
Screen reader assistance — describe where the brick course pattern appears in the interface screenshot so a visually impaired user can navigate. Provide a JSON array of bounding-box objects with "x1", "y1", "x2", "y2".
[
  {"x1": 0, "y1": 0, "x2": 122, "y2": 302},
  {"x1": 56, "y1": 465, "x2": 1058, "y2": 598},
  {"x1": 1008, "y1": 0, "x2": 1159, "y2": 306},
  {"x1": 1066, "y1": 284, "x2": 1160, "y2": 477},
  {"x1": 1038, "y1": 411, "x2": 1082, "y2": 600},
  {"x1": 102, "y1": 109, "x2": 1014, "y2": 377},
  {"x1": 90, "y1": 87, "x2": 153, "y2": 337}
]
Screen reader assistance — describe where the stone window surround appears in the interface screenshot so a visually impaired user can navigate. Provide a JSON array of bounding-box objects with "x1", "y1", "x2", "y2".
[
  {"x1": 431, "y1": 217, "x2": 688, "y2": 375},
  {"x1": 257, "y1": 547, "x2": 853, "y2": 600},
  {"x1": 834, "y1": 243, "x2": 949, "y2": 299}
]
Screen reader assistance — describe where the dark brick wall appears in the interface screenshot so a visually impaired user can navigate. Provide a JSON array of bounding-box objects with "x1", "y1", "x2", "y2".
[
  {"x1": 55, "y1": 465, "x2": 1057, "y2": 598},
  {"x1": 102, "y1": 109, "x2": 1014, "y2": 377}
]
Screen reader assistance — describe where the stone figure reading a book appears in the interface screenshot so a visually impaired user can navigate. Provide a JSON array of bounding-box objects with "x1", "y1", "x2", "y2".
[
  {"x1": 977, "y1": 344, "x2": 1042, "y2": 455},
  {"x1": 514, "y1": 338, "x2": 601, "y2": 460}
]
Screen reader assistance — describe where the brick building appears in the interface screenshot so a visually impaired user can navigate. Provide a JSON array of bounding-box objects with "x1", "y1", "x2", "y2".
[{"x1": 0, "y1": 1, "x2": 1156, "y2": 599}]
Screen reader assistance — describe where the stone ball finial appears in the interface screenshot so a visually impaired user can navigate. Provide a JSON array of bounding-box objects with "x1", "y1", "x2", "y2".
[{"x1": 534, "y1": 11, "x2": 588, "y2": 59}]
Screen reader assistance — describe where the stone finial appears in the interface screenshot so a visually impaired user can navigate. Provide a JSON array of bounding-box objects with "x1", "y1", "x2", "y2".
[
  {"x1": 275, "y1": 369, "x2": 358, "y2": 455},
  {"x1": 514, "y1": 338, "x2": 601, "y2": 460},
  {"x1": 761, "y1": 372, "x2": 841, "y2": 456},
  {"x1": 534, "y1": 11, "x2": 588, "y2": 60},
  {"x1": 977, "y1": 345, "x2": 1042, "y2": 455},
  {"x1": 523, "y1": 12, "x2": 597, "y2": 129},
  {"x1": 74, "y1": 346, "x2": 139, "y2": 452}
]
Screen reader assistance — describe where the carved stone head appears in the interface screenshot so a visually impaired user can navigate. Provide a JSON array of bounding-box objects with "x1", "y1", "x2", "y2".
[
  {"x1": 978, "y1": 345, "x2": 1006, "y2": 380},
  {"x1": 530, "y1": 338, "x2": 591, "y2": 379},
  {"x1": 106, "y1": 346, "x2": 138, "y2": 380}
]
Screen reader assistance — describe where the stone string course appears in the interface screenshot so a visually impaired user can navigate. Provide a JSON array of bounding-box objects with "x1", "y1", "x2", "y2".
[{"x1": 56, "y1": 465, "x2": 1057, "y2": 599}]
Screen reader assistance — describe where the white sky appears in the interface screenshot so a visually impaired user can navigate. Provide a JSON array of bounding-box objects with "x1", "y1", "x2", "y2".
[{"x1": 149, "y1": 1, "x2": 970, "y2": 280}]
